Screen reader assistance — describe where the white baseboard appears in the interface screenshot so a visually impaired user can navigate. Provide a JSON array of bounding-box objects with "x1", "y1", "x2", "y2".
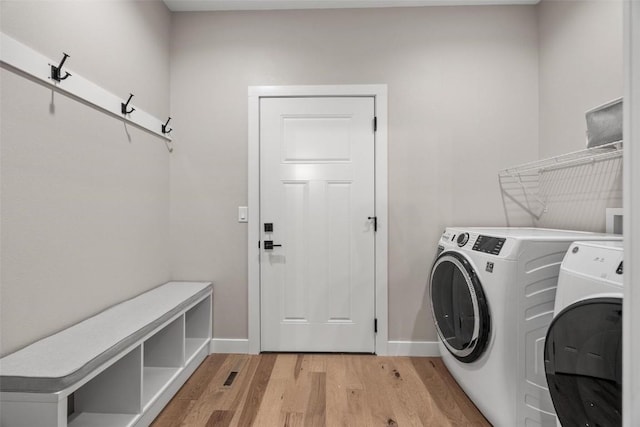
[
  {"x1": 209, "y1": 338, "x2": 249, "y2": 354},
  {"x1": 209, "y1": 339, "x2": 440, "y2": 357},
  {"x1": 387, "y1": 340, "x2": 441, "y2": 357}
]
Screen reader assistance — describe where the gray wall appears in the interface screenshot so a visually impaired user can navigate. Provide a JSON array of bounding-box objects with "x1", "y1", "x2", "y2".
[
  {"x1": 507, "y1": 0, "x2": 624, "y2": 232},
  {"x1": 538, "y1": 0, "x2": 624, "y2": 158},
  {"x1": 1, "y1": 1, "x2": 622, "y2": 353},
  {"x1": 170, "y1": 6, "x2": 540, "y2": 342},
  {"x1": 0, "y1": 1, "x2": 172, "y2": 356}
]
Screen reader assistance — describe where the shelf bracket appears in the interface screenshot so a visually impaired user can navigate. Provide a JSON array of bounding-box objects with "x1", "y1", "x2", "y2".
[{"x1": 503, "y1": 170, "x2": 547, "y2": 220}]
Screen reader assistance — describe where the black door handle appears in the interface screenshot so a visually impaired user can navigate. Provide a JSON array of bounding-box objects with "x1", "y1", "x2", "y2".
[
  {"x1": 368, "y1": 216, "x2": 378, "y2": 232},
  {"x1": 264, "y1": 240, "x2": 282, "y2": 250}
]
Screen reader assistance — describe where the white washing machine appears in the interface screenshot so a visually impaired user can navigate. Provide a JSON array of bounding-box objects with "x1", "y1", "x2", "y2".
[
  {"x1": 544, "y1": 241, "x2": 623, "y2": 427},
  {"x1": 429, "y1": 227, "x2": 622, "y2": 427}
]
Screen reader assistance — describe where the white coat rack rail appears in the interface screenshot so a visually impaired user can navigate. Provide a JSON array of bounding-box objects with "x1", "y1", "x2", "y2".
[{"x1": 0, "y1": 32, "x2": 173, "y2": 143}]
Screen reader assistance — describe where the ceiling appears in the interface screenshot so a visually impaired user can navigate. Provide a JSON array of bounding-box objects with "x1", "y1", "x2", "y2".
[{"x1": 163, "y1": 0, "x2": 540, "y2": 12}]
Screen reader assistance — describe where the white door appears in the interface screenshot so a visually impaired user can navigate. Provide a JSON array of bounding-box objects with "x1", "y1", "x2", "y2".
[{"x1": 260, "y1": 97, "x2": 376, "y2": 352}]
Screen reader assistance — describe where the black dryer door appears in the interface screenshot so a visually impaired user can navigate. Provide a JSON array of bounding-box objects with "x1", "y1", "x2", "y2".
[
  {"x1": 429, "y1": 251, "x2": 491, "y2": 363},
  {"x1": 544, "y1": 298, "x2": 623, "y2": 427}
]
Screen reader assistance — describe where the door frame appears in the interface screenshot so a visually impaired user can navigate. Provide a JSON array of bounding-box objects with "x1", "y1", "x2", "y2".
[
  {"x1": 247, "y1": 84, "x2": 388, "y2": 355},
  {"x1": 623, "y1": 2, "x2": 639, "y2": 426}
]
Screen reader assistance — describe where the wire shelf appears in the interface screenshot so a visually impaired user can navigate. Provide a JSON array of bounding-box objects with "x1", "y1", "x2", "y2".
[
  {"x1": 498, "y1": 140, "x2": 623, "y2": 220},
  {"x1": 500, "y1": 140, "x2": 623, "y2": 176}
]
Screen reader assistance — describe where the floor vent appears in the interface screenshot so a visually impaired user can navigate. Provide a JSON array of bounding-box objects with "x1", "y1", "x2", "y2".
[{"x1": 223, "y1": 371, "x2": 238, "y2": 386}]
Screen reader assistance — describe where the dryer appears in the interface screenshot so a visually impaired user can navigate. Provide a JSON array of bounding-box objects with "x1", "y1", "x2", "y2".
[
  {"x1": 544, "y1": 241, "x2": 623, "y2": 427},
  {"x1": 429, "y1": 228, "x2": 622, "y2": 427}
]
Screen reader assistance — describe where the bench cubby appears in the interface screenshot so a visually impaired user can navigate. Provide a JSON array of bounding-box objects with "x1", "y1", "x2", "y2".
[
  {"x1": 185, "y1": 295, "x2": 212, "y2": 362},
  {"x1": 68, "y1": 346, "x2": 142, "y2": 427},
  {"x1": 142, "y1": 316, "x2": 184, "y2": 409}
]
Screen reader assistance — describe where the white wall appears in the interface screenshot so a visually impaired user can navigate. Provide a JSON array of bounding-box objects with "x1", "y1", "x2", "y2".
[
  {"x1": 623, "y1": 3, "x2": 640, "y2": 425},
  {"x1": 529, "y1": 0, "x2": 623, "y2": 232},
  {"x1": 1, "y1": 1, "x2": 621, "y2": 354},
  {"x1": 502, "y1": 0, "x2": 623, "y2": 232},
  {"x1": 170, "y1": 6, "x2": 539, "y2": 342},
  {"x1": 0, "y1": 1, "x2": 172, "y2": 356},
  {"x1": 538, "y1": 0, "x2": 624, "y2": 158}
]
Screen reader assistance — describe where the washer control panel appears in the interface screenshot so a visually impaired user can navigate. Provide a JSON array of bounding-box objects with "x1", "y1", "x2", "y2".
[{"x1": 473, "y1": 235, "x2": 506, "y2": 255}]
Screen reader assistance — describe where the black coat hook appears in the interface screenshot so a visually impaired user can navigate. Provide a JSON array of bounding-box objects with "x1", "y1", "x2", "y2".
[
  {"x1": 50, "y1": 53, "x2": 71, "y2": 82},
  {"x1": 162, "y1": 117, "x2": 172, "y2": 135},
  {"x1": 121, "y1": 93, "x2": 135, "y2": 115}
]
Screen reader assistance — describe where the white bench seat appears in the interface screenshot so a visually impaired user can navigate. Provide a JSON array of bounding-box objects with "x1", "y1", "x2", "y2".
[{"x1": 0, "y1": 281, "x2": 213, "y2": 427}]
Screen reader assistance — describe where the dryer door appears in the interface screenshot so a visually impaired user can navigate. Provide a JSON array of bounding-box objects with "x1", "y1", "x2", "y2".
[
  {"x1": 544, "y1": 298, "x2": 622, "y2": 427},
  {"x1": 429, "y1": 251, "x2": 491, "y2": 363}
]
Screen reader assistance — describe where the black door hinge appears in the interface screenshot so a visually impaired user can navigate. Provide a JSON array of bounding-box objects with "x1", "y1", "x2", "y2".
[
  {"x1": 374, "y1": 318, "x2": 378, "y2": 333},
  {"x1": 373, "y1": 116, "x2": 378, "y2": 132}
]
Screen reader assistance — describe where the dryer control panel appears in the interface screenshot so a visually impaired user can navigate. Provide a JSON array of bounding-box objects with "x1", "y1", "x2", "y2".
[
  {"x1": 562, "y1": 242, "x2": 624, "y2": 284},
  {"x1": 472, "y1": 235, "x2": 506, "y2": 255}
]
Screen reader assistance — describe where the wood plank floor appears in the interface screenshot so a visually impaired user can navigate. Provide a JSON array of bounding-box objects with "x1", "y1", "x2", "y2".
[{"x1": 151, "y1": 354, "x2": 491, "y2": 427}]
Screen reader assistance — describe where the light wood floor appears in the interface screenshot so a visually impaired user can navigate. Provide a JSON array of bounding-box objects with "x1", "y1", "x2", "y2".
[{"x1": 151, "y1": 354, "x2": 491, "y2": 427}]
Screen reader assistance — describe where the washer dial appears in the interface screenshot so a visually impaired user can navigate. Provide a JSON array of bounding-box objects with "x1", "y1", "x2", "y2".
[{"x1": 457, "y1": 232, "x2": 469, "y2": 247}]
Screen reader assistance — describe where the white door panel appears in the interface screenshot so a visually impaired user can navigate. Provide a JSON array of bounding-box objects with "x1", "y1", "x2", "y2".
[{"x1": 260, "y1": 97, "x2": 375, "y2": 352}]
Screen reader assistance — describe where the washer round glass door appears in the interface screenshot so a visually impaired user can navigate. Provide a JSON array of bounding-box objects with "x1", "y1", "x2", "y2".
[
  {"x1": 544, "y1": 298, "x2": 622, "y2": 427},
  {"x1": 430, "y1": 251, "x2": 491, "y2": 363}
]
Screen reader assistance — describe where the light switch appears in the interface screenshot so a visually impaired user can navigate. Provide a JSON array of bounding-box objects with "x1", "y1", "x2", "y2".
[{"x1": 238, "y1": 206, "x2": 248, "y2": 223}]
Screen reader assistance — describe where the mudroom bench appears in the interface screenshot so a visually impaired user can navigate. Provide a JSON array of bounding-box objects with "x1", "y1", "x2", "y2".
[{"x1": 0, "y1": 281, "x2": 212, "y2": 427}]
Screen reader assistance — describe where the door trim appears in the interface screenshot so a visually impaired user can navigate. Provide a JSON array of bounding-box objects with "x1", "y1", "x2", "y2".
[
  {"x1": 623, "y1": 3, "x2": 640, "y2": 426},
  {"x1": 247, "y1": 84, "x2": 388, "y2": 355}
]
